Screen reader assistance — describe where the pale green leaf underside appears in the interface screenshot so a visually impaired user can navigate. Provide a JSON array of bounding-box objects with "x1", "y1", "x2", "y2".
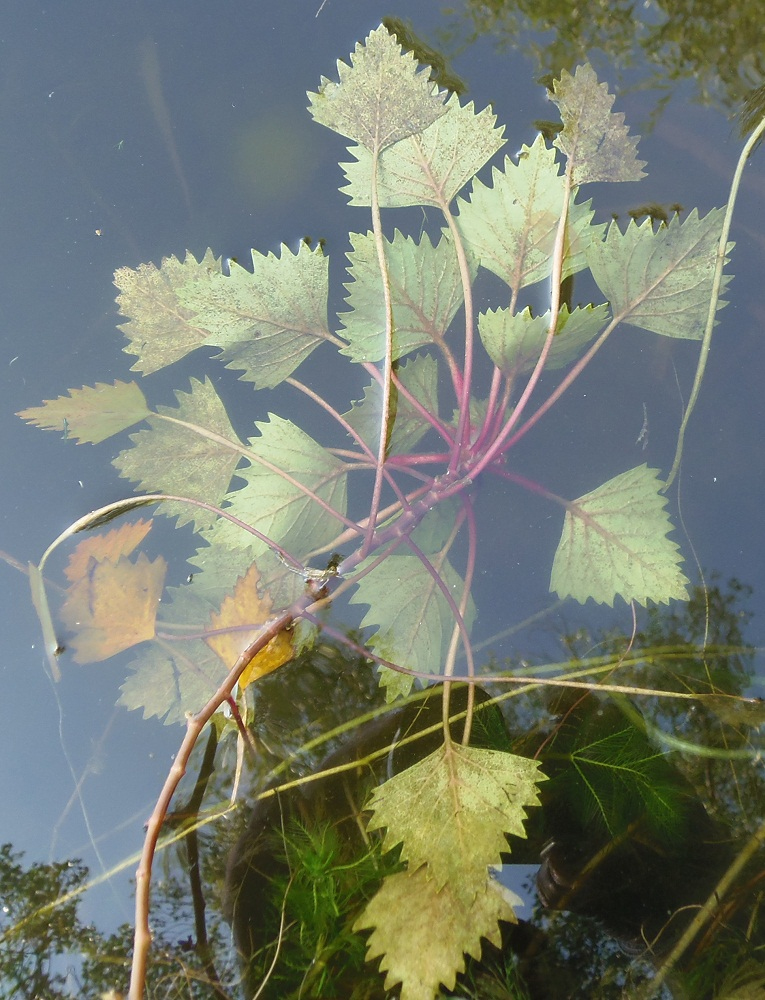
[
  {"x1": 191, "y1": 527, "x2": 306, "y2": 611},
  {"x1": 307, "y1": 24, "x2": 447, "y2": 152},
  {"x1": 16, "y1": 380, "x2": 150, "y2": 444},
  {"x1": 339, "y1": 230, "x2": 473, "y2": 363},
  {"x1": 551, "y1": 464, "x2": 689, "y2": 606},
  {"x1": 350, "y1": 552, "x2": 473, "y2": 701},
  {"x1": 179, "y1": 244, "x2": 331, "y2": 388},
  {"x1": 343, "y1": 353, "x2": 439, "y2": 456},
  {"x1": 587, "y1": 210, "x2": 730, "y2": 339},
  {"x1": 116, "y1": 248, "x2": 221, "y2": 375},
  {"x1": 551, "y1": 63, "x2": 646, "y2": 184},
  {"x1": 479, "y1": 302, "x2": 610, "y2": 376},
  {"x1": 455, "y1": 136, "x2": 603, "y2": 293},
  {"x1": 340, "y1": 92, "x2": 505, "y2": 208},
  {"x1": 356, "y1": 865, "x2": 514, "y2": 1000},
  {"x1": 408, "y1": 500, "x2": 461, "y2": 556},
  {"x1": 208, "y1": 413, "x2": 347, "y2": 564},
  {"x1": 119, "y1": 640, "x2": 226, "y2": 726},
  {"x1": 111, "y1": 377, "x2": 243, "y2": 530},
  {"x1": 366, "y1": 744, "x2": 544, "y2": 901}
]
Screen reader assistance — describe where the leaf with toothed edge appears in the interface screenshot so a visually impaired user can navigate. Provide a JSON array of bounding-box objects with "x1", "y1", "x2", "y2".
[
  {"x1": 343, "y1": 353, "x2": 440, "y2": 456},
  {"x1": 587, "y1": 209, "x2": 731, "y2": 340},
  {"x1": 349, "y1": 550, "x2": 473, "y2": 702},
  {"x1": 180, "y1": 243, "x2": 331, "y2": 388},
  {"x1": 112, "y1": 377, "x2": 243, "y2": 530},
  {"x1": 115, "y1": 248, "x2": 222, "y2": 375},
  {"x1": 340, "y1": 91, "x2": 506, "y2": 208},
  {"x1": 478, "y1": 302, "x2": 610, "y2": 376},
  {"x1": 355, "y1": 743, "x2": 544, "y2": 999},
  {"x1": 307, "y1": 24, "x2": 447, "y2": 153},
  {"x1": 339, "y1": 230, "x2": 476, "y2": 364},
  {"x1": 549, "y1": 63, "x2": 647, "y2": 184},
  {"x1": 207, "y1": 414, "x2": 348, "y2": 566},
  {"x1": 455, "y1": 135, "x2": 604, "y2": 294},
  {"x1": 17, "y1": 381, "x2": 151, "y2": 444},
  {"x1": 551, "y1": 465, "x2": 690, "y2": 606}
]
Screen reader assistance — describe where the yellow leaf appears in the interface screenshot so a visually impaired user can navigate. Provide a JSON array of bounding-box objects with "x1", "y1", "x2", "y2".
[
  {"x1": 60, "y1": 553, "x2": 167, "y2": 663},
  {"x1": 239, "y1": 630, "x2": 294, "y2": 689},
  {"x1": 205, "y1": 563, "x2": 293, "y2": 685}
]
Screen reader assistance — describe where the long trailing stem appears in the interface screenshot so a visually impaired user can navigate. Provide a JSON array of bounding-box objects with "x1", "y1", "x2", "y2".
[
  {"x1": 663, "y1": 111, "x2": 765, "y2": 490},
  {"x1": 128, "y1": 602, "x2": 302, "y2": 1000}
]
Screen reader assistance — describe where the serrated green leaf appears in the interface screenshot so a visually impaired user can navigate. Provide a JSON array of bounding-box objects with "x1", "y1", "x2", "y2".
[
  {"x1": 307, "y1": 24, "x2": 447, "y2": 152},
  {"x1": 116, "y1": 248, "x2": 221, "y2": 374},
  {"x1": 340, "y1": 92, "x2": 505, "y2": 208},
  {"x1": 119, "y1": 640, "x2": 226, "y2": 725},
  {"x1": 455, "y1": 136, "x2": 604, "y2": 293},
  {"x1": 178, "y1": 536, "x2": 258, "y2": 620},
  {"x1": 355, "y1": 865, "x2": 514, "y2": 1000},
  {"x1": 587, "y1": 210, "x2": 731, "y2": 339},
  {"x1": 191, "y1": 527, "x2": 305, "y2": 611},
  {"x1": 112, "y1": 377, "x2": 243, "y2": 530},
  {"x1": 551, "y1": 464, "x2": 690, "y2": 606},
  {"x1": 344, "y1": 353, "x2": 439, "y2": 455},
  {"x1": 176, "y1": 243, "x2": 331, "y2": 389},
  {"x1": 550, "y1": 63, "x2": 646, "y2": 184},
  {"x1": 479, "y1": 302, "x2": 610, "y2": 376},
  {"x1": 17, "y1": 381, "x2": 150, "y2": 444},
  {"x1": 366, "y1": 743, "x2": 544, "y2": 902},
  {"x1": 349, "y1": 551, "x2": 471, "y2": 701},
  {"x1": 208, "y1": 414, "x2": 347, "y2": 563},
  {"x1": 355, "y1": 741, "x2": 541, "y2": 998},
  {"x1": 339, "y1": 230, "x2": 474, "y2": 363}
]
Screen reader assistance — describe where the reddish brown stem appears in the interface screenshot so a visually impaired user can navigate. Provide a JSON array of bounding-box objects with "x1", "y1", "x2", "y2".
[{"x1": 128, "y1": 608, "x2": 294, "y2": 1000}]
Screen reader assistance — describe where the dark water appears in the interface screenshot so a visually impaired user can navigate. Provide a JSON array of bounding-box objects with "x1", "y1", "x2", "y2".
[{"x1": 1, "y1": 2, "x2": 763, "y2": 998}]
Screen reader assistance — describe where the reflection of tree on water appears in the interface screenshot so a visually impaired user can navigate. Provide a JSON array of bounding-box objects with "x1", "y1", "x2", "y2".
[
  {"x1": 2, "y1": 580, "x2": 763, "y2": 999},
  {"x1": 448, "y1": 0, "x2": 765, "y2": 113}
]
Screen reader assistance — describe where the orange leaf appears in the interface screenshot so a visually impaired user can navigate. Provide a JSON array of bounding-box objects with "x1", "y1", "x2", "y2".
[
  {"x1": 60, "y1": 553, "x2": 167, "y2": 663},
  {"x1": 205, "y1": 563, "x2": 293, "y2": 685},
  {"x1": 64, "y1": 520, "x2": 153, "y2": 582}
]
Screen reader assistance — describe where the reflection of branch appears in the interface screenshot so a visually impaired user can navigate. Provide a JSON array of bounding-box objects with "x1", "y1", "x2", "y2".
[
  {"x1": 639, "y1": 815, "x2": 765, "y2": 999},
  {"x1": 174, "y1": 726, "x2": 229, "y2": 1000}
]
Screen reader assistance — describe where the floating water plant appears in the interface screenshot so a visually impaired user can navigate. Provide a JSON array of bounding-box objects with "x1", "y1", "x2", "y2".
[{"x1": 18, "y1": 22, "x2": 765, "y2": 1000}]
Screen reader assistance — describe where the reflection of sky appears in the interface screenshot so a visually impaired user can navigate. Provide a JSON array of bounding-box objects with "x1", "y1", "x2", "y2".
[{"x1": 1, "y1": 0, "x2": 763, "y2": 939}]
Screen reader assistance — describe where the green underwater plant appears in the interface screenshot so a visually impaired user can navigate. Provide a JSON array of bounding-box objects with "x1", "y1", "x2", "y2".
[{"x1": 17, "y1": 22, "x2": 765, "y2": 1000}]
